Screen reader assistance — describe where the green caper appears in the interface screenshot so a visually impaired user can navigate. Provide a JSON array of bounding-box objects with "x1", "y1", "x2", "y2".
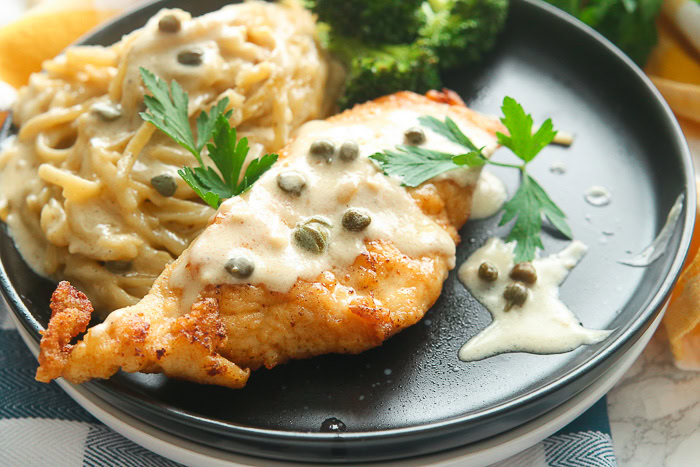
[
  {"x1": 503, "y1": 281, "x2": 528, "y2": 311},
  {"x1": 277, "y1": 171, "x2": 306, "y2": 196},
  {"x1": 225, "y1": 255, "x2": 255, "y2": 279},
  {"x1": 309, "y1": 139, "x2": 335, "y2": 162},
  {"x1": 158, "y1": 14, "x2": 181, "y2": 33},
  {"x1": 510, "y1": 262, "x2": 537, "y2": 285},
  {"x1": 92, "y1": 102, "x2": 122, "y2": 121},
  {"x1": 305, "y1": 215, "x2": 332, "y2": 227},
  {"x1": 342, "y1": 208, "x2": 371, "y2": 232},
  {"x1": 150, "y1": 174, "x2": 178, "y2": 197},
  {"x1": 338, "y1": 141, "x2": 359, "y2": 162},
  {"x1": 104, "y1": 260, "x2": 132, "y2": 273},
  {"x1": 293, "y1": 218, "x2": 331, "y2": 254},
  {"x1": 404, "y1": 127, "x2": 426, "y2": 145},
  {"x1": 478, "y1": 262, "x2": 498, "y2": 282},
  {"x1": 177, "y1": 49, "x2": 203, "y2": 66}
]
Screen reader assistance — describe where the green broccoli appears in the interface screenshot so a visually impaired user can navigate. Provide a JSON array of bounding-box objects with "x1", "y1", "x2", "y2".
[
  {"x1": 417, "y1": 0, "x2": 509, "y2": 71},
  {"x1": 328, "y1": 36, "x2": 442, "y2": 109},
  {"x1": 581, "y1": 0, "x2": 662, "y2": 66},
  {"x1": 544, "y1": 0, "x2": 663, "y2": 66},
  {"x1": 308, "y1": 0, "x2": 510, "y2": 109},
  {"x1": 310, "y1": 0, "x2": 425, "y2": 44}
]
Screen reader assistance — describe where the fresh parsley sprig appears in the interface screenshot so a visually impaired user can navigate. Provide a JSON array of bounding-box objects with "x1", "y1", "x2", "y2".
[
  {"x1": 369, "y1": 115, "x2": 487, "y2": 187},
  {"x1": 369, "y1": 96, "x2": 572, "y2": 262},
  {"x1": 139, "y1": 68, "x2": 278, "y2": 208},
  {"x1": 495, "y1": 97, "x2": 572, "y2": 262},
  {"x1": 369, "y1": 146, "x2": 472, "y2": 188}
]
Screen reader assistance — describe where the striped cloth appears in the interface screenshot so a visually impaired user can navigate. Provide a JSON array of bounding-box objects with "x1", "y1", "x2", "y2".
[
  {"x1": 0, "y1": 302, "x2": 616, "y2": 466},
  {"x1": 0, "y1": 305, "x2": 177, "y2": 466}
]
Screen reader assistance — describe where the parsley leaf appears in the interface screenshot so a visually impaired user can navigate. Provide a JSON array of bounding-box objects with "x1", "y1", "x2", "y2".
[
  {"x1": 370, "y1": 96, "x2": 572, "y2": 262},
  {"x1": 139, "y1": 68, "x2": 197, "y2": 157},
  {"x1": 196, "y1": 98, "x2": 232, "y2": 155},
  {"x1": 140, "y1": 68, "x2": 278, "y2": 208},
  {"x1": 452, "y1": 150, "x2": 488, "y2": 168},
  {"x1": 418, "y1": 115, "x2": 480, "y2": 151},
  {"x1": 370, "y1": 115, "x2": 487, "y2": 187},
  {"x1": 501, "y1": 173, "x2": 572, "y2": 262},
  {"x1": 496, "y1": 97, "x2": 571, "y2": 260},
  {"x1": 370, "y1": 146, "x2": 462, "y2": 187},
  {"x1": 496, "y1": 97, "x2": 557, "y2": 163}
]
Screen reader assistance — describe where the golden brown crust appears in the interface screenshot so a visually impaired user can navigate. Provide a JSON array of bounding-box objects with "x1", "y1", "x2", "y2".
[
  {"x1": 327, "y1": 90, "x2": 504, "y2": 137},
  {"x1": 35, "y1": 90, "x2": 499, "y2": 388},
  {"x1": 426, "y1": 88, "x2": 466, "y2": 106},
  {"x1": 36, "y1": 282, "x2": 93, "y2": 382},
  {"x1": 35, "y1": 278, "x2": 250, "y2": 387},
  {"x1": 209, "y1": 240, "x2": 447, "y2": 370}
]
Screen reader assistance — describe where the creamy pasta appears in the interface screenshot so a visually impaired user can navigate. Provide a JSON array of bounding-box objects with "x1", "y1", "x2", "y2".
[{"x1": 0, "y1": 1, "x2": 333, "y2": 314}]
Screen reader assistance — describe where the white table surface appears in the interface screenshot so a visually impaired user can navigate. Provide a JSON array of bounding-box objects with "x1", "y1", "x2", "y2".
[
  {"x1": 608, "y1": 120, "x2": 700, "y2": 467},
  {"x1": 2, "y1": 2, "x2": 700, "y2": 465}
]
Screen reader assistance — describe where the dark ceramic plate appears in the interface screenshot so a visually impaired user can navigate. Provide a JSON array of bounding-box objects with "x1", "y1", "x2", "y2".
[{"x1": 0, "y1": 0, "x2": 695, "y2": 462}]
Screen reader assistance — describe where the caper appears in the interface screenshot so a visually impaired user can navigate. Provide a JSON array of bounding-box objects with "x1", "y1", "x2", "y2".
[
  {"x1": 92, "y1": 102, "x2": 122, "y2": 121},
  {"x1": 404, "y1": 127, "x2": 426, "y2": 145},
  {"x1": 342, "y1": 208, "x2": 371, "y2": 232},
  {"x1": 293, "y1": 218, "x2": 331, "y2": 254},
  {"x1": 225, "y1": 255, "x2": 255, "y2": 279},
  {"x1": 150, "y1": 174, "x2": 178, "y2": 197},
  {"x1": 503, "y1": 282, "x2": 528, "y2": 311},
  {"x1": 309, "y1": 139, "x2": 335, "y2": 162},
  {"x1": 104, "y1": 260, "x2": 132, "y2": 273},
  {"x1": 510, "y1": 262, "x2": 537, "y2": 285},
  {"x1": 277, "y1": 171, "x2": 306, "y2": 196},
  {"x1": 305, "y1": 215, "x2": 332, "y2": 227},
  {"x1": 158, "y1": 14, "x2": 181, "y2": 33},
  {"x1": 177, "y1": 49, "x2": 203, "y2": 66},
  {"x1": 478, "y1": 262, "x2": 498, "y2": 282},
  {"x1": 338, "y1": 141, "x2": 359, "y2": 162}
]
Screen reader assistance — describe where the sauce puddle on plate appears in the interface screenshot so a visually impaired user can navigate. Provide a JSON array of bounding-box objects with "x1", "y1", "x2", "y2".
[{"x1": 458, "y1": 238, "x2": 611, "y2": 361}]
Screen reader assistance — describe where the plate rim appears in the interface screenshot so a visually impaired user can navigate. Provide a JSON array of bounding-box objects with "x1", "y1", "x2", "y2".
[
  {"x1": 8, "y1": 299, "x2": 666, "y2": 466},
  {"x1": 0, "y1": 0, "x2": 695, "y2": 450}
]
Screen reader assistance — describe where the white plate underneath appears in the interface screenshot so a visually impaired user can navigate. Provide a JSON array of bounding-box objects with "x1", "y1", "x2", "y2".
[{"x1": 12, "y1": 307, "x2": 664, "y2": 467}]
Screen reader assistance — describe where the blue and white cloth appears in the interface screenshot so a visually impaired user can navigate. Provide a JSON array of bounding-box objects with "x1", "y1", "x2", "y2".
[{"x1": 0, "y1": 304, "x2": 616, "y2": 466}]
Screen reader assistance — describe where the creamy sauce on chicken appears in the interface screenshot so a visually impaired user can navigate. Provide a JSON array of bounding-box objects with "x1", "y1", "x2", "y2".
[
  {"x1": 458, "y1": 238, "x2": 611, "y2": 361},
  {"x1": 469, "y1": 170, "x2": 507, "y2": 219},
  {"x1": 0, "y1": 1, "x2": 333, "y2": 313},
  {"x1": 170, "y1": 109, "x2": 498, "y2": 306}
]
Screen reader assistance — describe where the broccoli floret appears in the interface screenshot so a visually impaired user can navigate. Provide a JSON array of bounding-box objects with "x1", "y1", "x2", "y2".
[
  {"x1": 581, "y1": 0, "x2": 662, "y2": 66},
  {"x1": 543, "y1": 0, "x2": 662, "y2": 66},
  {"x1": 311, "y1": 0, "x2": 510, "y2": 108},
  {"x1": 329, "y1": 36, "x2": 442, "y2": 109},
  {"x1": 310, "y1": 0, "x2": 425, "y2": 44},
  {"x1": 417, "y1": 0, "x2": 509, "y2": 70}
]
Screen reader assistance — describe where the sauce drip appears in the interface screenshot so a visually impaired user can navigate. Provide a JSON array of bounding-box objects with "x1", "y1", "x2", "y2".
[
  {"x1": 470, "y1": 170, "x2": 507, "y2": 220},
  {"x1": 170, "y1": 109, "x2": 498, "y2": 307},
  {"x1": 620, "y1": 193, "x2": 684, "y2": 267},
  {"x1": 458, "y1": 238, "x2": 610, "y2": 361},
  {"x1": 584, "y1": 185, "x2": 612, "y2": 206}
]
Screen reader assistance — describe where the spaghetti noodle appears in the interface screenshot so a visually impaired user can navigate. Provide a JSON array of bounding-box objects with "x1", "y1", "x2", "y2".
[{"x1": 0, "y1": 1, "x2": 333, "y2": 313}]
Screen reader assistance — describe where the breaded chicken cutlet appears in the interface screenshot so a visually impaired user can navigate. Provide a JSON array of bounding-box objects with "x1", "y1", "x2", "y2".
[{"x1": 36, "y1": 91, "x2": 503, "y2": 388}]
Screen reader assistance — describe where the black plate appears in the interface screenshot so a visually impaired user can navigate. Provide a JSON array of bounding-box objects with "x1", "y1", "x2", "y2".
[{"x1": 0, "y1": 0, "x2": 695, "y2": 462}]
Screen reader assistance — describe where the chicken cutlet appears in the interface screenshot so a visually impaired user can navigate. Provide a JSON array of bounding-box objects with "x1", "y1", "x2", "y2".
[{"x1": 36, "y1": 91, "x2": 503, "y2": 388}]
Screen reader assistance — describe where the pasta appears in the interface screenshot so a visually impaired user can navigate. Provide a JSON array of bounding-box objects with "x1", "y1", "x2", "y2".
[{"x1": 0, "y1": 1, "x2": 334, "y2": 314}]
